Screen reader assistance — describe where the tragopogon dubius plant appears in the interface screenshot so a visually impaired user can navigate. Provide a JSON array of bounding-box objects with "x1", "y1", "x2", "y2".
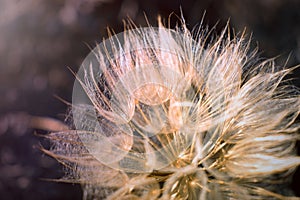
[{"x1": 42, "y1": 17, "x2": 300, "y2": 200}]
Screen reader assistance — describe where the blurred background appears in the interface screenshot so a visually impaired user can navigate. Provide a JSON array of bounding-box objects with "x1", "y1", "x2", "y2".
[{"x1": 0, "y1": 0, "x2": 299, "y2": 199}]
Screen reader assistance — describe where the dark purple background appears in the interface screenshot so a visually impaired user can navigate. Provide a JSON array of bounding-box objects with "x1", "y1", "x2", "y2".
[{"x1": 0, "y1": 0, "x2": 299, "y2": 199}]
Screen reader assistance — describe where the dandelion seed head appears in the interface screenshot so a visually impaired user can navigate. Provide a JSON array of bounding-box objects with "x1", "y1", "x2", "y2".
[{"x1": 45, "y1": 17, "x2": 300, "y2": 199}]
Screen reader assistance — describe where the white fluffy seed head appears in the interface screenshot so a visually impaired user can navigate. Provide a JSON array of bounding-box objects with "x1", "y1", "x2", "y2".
[{"x1": 44, "y1": 17, "x2": 300, "y2": 199}]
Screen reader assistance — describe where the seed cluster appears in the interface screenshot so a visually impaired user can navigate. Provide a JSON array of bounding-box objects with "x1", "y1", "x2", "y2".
[{"x1": 44, "y1": 18, "x2": 300, "y2": 200}]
